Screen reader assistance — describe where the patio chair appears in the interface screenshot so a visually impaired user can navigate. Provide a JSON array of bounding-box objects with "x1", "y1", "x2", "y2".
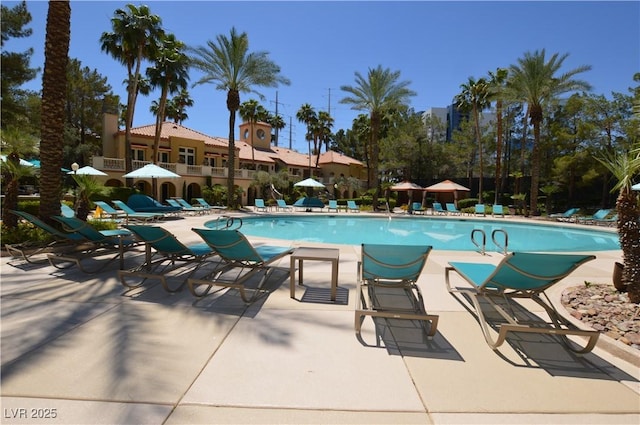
[
  {"x1": 188, "y1": 228, "x2": 293, "y2": 303},
  {"x1": 412, "y1": 202, "x2": 426, "y2": 215},
  {"x1": 166, "y1": 198, "x2": 202, "y2": 215},
  {"x1": 549, "y1": 207, "x2": 580, "y2": 222},
  {"x1": 327, "y1": 199, "x2": 340, "y2": 212},
  {"x1": 577, "y1": 209, "x2": 612, "y2": 225},
  {"x1": 119, "y1": 225, "x2": 216, "y2": 293},
  {"x1": 6, "y1": 210, "x2": 87, "y2": 264},
  {"x1": 112, "y1": 200, "x2": 165, "y2": 221},
  {"x1": 355, "y1": 244, "x2": 439, "y2": 345},
  {"x1": 254, "y1": 198, "x2": 268, "y2": 212},
  {"x1": 276, "y1": 199, "x2": 293, "y2": 212},
  {"x1": 445, "y1": 252, "x2": 599, "y2": 354},
  {"x1": 432, "y1": 202, "x2": 447, "y2": 215},
  {"x1": 174, "y1": 197, "x2": 209, "y2": 214},
  {"x1": 593, "y1": 213, "x2": 618, "y2": 227},
  {"x1": 445, "y1": 203, "x2": 461, "y2": 215},
  {"x1": 126, "y1": 194, "x2": 181, "y2": 214},
  {"x1": 60, "y1": 203, "x2": 76, "y2": 218},
  {"x1": 195, "y1": 197, "x2": 227, "y2": 213},
  {"x1": 492, "y1": 204, "x2": 505, "y2": 217},
  {"x1": 347, "y1": 200, "x2": 360, "y2": 213},
  {"x1": 48, "y1": 215, "x2": 141, "y2": 273},
  {"x1": 475, "y1": 204, "x2": 486, "y2": 217},
  {"x1": 92, "y1": 201, "x2": 127, "y2": 221}
]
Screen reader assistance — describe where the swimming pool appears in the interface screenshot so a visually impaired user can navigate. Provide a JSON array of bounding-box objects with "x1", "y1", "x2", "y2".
[{"x1": 206, "y1": 215, "x2": 620, "y2": 252}]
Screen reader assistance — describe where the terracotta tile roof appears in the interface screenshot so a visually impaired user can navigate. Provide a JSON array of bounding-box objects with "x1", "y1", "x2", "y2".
[
  {"x1": 236, "y1": 141, "x2": 276, "y2": 163},
  {"x1": 317, "y1": 150, "x2": 364, "y2": 166},
  {"x1": 270, "y1": 146, "x2": 315, "y2": 168},
  {"x1": 127, "y1": 122, "x2": 227, "y2": 148}
]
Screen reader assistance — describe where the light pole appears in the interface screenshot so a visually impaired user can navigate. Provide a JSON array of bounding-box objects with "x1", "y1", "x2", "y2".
[{"x1": 71, "y1": 162, "x2": 79, "y2": 211}]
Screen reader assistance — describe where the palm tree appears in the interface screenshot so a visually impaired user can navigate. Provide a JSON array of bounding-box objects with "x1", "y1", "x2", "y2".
[
  {"x1": 507, "y1": 49, "x2": 591, "y2": 214},
  {"x1": 1, "y1": 127, "x2": 38, "y2": 228},
  {"x1": 189, "y1": 27, "x2": 290, "y2": 208},
  {"x1": 317, "y1": 110, "x2": 334, "y2": 158},
  {"x1": 146, "y1": 33, "x2": 190, "y2": 165},
  {"x1": 39, "y1": 0, "x2": 70, "y2": 224},
  {"x1": 166, "y1": 88, "x2": 193, "y2": 124},
  {"x1": 454, "y1": 77, "x2": 490, "y2": 203},
  {"x1": 595, "y1": 146, "x2": 640, "y2": 303},
  {"x1": 488, "y1": 68, "x2": 508, "y2": 204},
  {"x1": 340, "y1": 65, "x2": 415, "y2": 210},
  {"x1": 296, "y1": 103, "x2": 317, "y2": 174},
  {"x1": 100, "y1": 4, "x2": 163, "y2": 180},
  {"x1": 267, "y1": 113, "x2": 286, "y2": 146},
  {"x1": 239, "y1": 99, "x2": 268, "y2": 168}
]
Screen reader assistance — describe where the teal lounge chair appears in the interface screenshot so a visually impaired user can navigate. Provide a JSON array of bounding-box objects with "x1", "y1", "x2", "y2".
[
  {"x1": 112, "y1": 200, "x2": 165, "y2": 221},
  {"x1": 254, "y1": 198, "x2": 268, "y2": 212},
  {"x1": 446, "y1": 203, "x2": 461, "y2": 215},
  {"x1": 346, "y1": 200, "x2": 360, "y2": 213},
  {"x1": 327, "y1": 199, "x2": 340, "y2": 212},
  {"x1": 593, "y1": 213, "x2": 618, "y2": 227},
  {"x1": 276, "y1": 199, "x2": 293, "y2": 212},
  {"x1": 445, "y1": 252, "x2": 599, "y2": 354},
  {"x1": 412, "y1": 202, "x2": 426, "y2": 215},
  {"x1": 126, "y1": 194, "x2": 181, "y2": 214},
  {"x1": 48, "y1": 215, "x2": 140, "y2": 273},
  {"x1": 432, "y1": 202, "x2": 446, "y2": 215},
  {"x1": 92, "y1": 201, "x2": 127, "y2": 221},
  {"x1": 492, "y1": 204, "x2": 505, "y2": 217},
  {"x1": 119, "y1": 225, "x2": 216, "y2": 293},
  {"x1": 166, "y1": 198, "x2": 202, "y2": 215},
  {"x1": 577, "y1": 209, "x2": 612, "y2": 225},
  {"x1": 174, "y1": 197, "x2": 208, "y2": 214},
  {"x1": 188, "y1": 228, "x2": 293, "y2": 303},
  {"x1": 355, "y1": 244, "x2": 439, "y2": 345},
  {"x1": 549, "y1": 207, "x2": 580, "y2": 222},
  {"x1": 6, "y1": 210, "x2": 87, "y2": 263},
  {"x1": 60, "y1": 203, "x2": 76, "y2": 218},
  {"x1": 475, "y1": 204, "x2": 486, "y2": 217},
  {"x1": 195, "y1": 197, "x2": 227, "y2": 213}
]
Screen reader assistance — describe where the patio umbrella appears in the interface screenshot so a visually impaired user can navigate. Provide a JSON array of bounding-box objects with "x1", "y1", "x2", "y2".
[
  {"x1": 67, "y1": 165, "x2": 107, "y2": 176},
  {"x1": 390, "y1": 181, "x2": 423, "y2": 212},
  {"x1": 123, "y1": 163, "x2": 181, "y2": 200},
  {"x1": 294, "y1": 177, "x2": 325, "y2": 188},
  {"x1": 632, "y1": 182, "x2": 640, "y2": 191},
  {"x1": 1, "y1": 155, "x2": 36, "y2": 167},
  {"x1": 424, "y1": 179, "x2": 470, "y2": 206}
]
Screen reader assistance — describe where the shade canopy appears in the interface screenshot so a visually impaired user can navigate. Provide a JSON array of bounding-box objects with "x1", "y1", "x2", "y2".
[
  {"x1": 390, "y1": 181, "x2": 423, "y2": 191},
  {"x1": 67, "y1": 165, "x2": 107, "y2": 176},
  {"x1": 1, "y1": 155, "x2": 36, "y2": 167},
  {"x1": 122, "y1": 163, "x2": 181, "y2": 179},
  {"x1": 294, "y1": 177, "x2": 325, "y2": 188},
  {"x1": 424, "y1": 179, "x2": 470, "y2": 192},
  {"x1": 632, "y1": 182, "x2": 640, "y2": 191}
]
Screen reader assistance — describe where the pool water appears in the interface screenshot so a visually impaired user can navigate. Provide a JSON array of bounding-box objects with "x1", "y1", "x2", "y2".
[{"x1": 207, "y1": 215, "x2": 620, "y2": 252}]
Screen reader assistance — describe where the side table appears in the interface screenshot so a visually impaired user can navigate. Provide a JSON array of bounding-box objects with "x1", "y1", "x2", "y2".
[{"x1": 290, "y1": 247, "x2": 340, "y2": 301}]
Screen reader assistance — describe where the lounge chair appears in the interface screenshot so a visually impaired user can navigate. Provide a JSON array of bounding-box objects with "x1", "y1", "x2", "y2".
[
  {"x1": 92, "y1": 200, "x2": 127, "y2": 221},
  {"x1": 48, "y1": 215, "x2": 141, "y2": 273},
  {"x1": 432, "y1": 202, "x2": 447, "y2": 215},
  {"x1": 327, "y1": 199, "x2": 340, "y2": 212},
  {"x1": 112, "y1": 200, "x2": 165, "y2": 221},
  {"x1": 549, "y1": 207, "x2": 580, "y2": 222},
  {"x1": 492, "y1": 204, "x2": 505, "y2": 217},
  {"x1": 6, "y1": 210, "x2": 87, "y2": 263},
  {"x1": 275, "y1": 199, "x2": 293, "y2": 212},
  {"x1": 126, "y1": 194, "x2": 181, "y2": 214},
  {"x1": 119, "y1": 225, "x2": 216, "y2": 292},
  {"x1": 475, "y1": 204, "x2": 486, "y2": 217},
  {"x1": 577, "y1": 209, "x2": 612, "y2": 225},
  {"x1": 445, "y1": 252, "x2": 599, "y2": 354},
  {"x1": 593, "y1": 213, "x2": 618, "y2": 227},
  {"x1": 188, "y1": 228, "x2": 293, "y2": 303},
  {"x1": 347, "y1": 200, "x2": 360, "y2": 213},
  {"x1": 166, "y1": 198, "x2": 202, "y2": 215},
  {"x1": 254, "y1": 198, "x2": 268, "y2": 212},
  {"x1": 60, "y1": 203, "x2": 76, "y2": 218},
  {"x1": 412, "y1": 202, "x2": 426, "y2": 215},
  {"x1": 174, "y1": 197, "x2": 209, "y2": 214},
  {"x1": 446, "y1": 203, "x2": 461, "y2": 215},
  {"x1": 355, "y1": 244, "x2": 439, "y2": 345},
  {"x1": 195, "y1": 197, "x2": 227, "y2": 213}
]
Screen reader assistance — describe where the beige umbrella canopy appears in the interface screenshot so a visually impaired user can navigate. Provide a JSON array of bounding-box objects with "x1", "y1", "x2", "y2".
[
  {"x1": 390, "y1": 181, "x2": 423, "y2": 191},
  {"x1": 424, "y1": 179, "x2": 471, "y2": 206}
]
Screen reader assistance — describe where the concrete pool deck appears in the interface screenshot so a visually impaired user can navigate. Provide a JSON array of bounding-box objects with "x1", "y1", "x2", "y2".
[{"x1": 1, "y1": 211, "x2": 639, "y2": 424}]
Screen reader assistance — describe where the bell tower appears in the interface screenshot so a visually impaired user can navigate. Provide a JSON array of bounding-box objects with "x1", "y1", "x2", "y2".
[{"x1": 239, "y1": 121, "x2": 272, "y2": 150}]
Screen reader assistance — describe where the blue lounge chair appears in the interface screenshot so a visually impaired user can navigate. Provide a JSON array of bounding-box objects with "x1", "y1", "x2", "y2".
[
  {"x1": 446, "y1": 203, "x2": 461, "y2": 215},
  {"x1": 276, "y1": 199, "x2": 293, "y2": 212},
  {"x1": 412, "y1": 202, "x2": 426, "y2": 215},
  {"x1": 577, "y1": 209, "x2": 612, "y2": 225},
  {"x1": 166, "y1": 198, "x2": 202, "y2": 215},
  {"x1": 48, "y1": 215, "x2": 140, "y2": 273},
  {"x1": 293, "y1": 197, "x2": 325, "y2": 211},
  {"x1": 60, "y1": 203, "x2": 76, "y2": 218},
  {"x1": 6, "y1": 210, "x2": 86, "y2": 264},
  {"x1": 549, "y1": 207, "x2": 580, "y2": 222},
  {"x1": 346, "y1": 200, "x2": 360, "y2": 213},
  {"x1": 355, "y1": 244, "x2": 439, "y2": 344},
  {"x1": 119, "y1": 225, "x2": 216, "y2": 292},
  {"x1": 432, "y1": 202, "x2": 446, "y2": 215},
  {"x1": 92, "y1": 201, "x2": 127, "y2": 221},
  {"x1": 112, "y1": 200, "x2": 165, "y2": 221},
  {"x1": 445, "y1": 252, "x2": 599, "y2": 354},
  {"x1": 195, "y1": 197, "x2": 227, "y2": 213},
  {"x1": 254, "y1": 198, "x2": 268, "y2": 212},
  {"x1": 593, "y1": 213, "x2": 618, "y2": 227},
  {"x1": 126, "y1": 194, "x2": 181, "y2": 214},
  {"x1": 327, "y1": 199, "x2": 340, "y2": 212},
  {"x1": 492, "y1": 204, "x2": 505, "y2": 217},
  {"x1": 174, "y1": 197, "x2": 209, "y2": 214},
  {"x1": 475, "y1": 204, "x2": 486, "y2": 217},
  {"x1": 188, "y1": 228, "x2": 293, "y2": 303}
]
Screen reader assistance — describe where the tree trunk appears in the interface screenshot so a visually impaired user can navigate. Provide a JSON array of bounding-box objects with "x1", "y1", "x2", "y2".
[{"x1": 226, "y1": 89, "x2": 239, "y2": 208}]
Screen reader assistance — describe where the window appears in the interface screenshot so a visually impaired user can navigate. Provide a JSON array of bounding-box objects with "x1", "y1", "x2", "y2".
[
  {"x1": 158, "y1": 152, "x2": 169, "y2": 163},
  {"x1": 132, "y1": 148, "x2": 145, "y2": 161},
  {"x1": 257, "y1": 129, "x2": 266, "y2": 140},
  {"x1": 179, "y1": 147, "x2": 195, "y2": 165}
]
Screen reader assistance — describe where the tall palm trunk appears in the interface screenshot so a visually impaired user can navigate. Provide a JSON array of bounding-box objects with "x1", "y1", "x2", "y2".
[
  {"x1": 370, "y1": 111, "x2": 381, "y2": 210},
  {"x1": 473, "y1": 103, "x2": 483, "y2": 203},
  {"x1": 529, "y1": 105, "x2": 543, "y2": 215},
  {"x1": 617, "y1": 190, "x2": 640, "y2": 302},
  {"x1": 39, "y1": 0, "x2": 70, "y2": 224},
  {"x1": 494, "y1": 99, "x2": 503, "y2": 204},
  {"x1": 227, "y1": 89, "x2": 239, "y2": 208}
]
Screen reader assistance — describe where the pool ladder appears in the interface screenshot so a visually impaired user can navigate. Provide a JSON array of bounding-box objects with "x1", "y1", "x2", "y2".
[
  {"x1": 471, "y1": 228, "x2": 509, "y2": 255},
  {"x1": 209, "y1": 215, "x2": 243, "y2": 230}
]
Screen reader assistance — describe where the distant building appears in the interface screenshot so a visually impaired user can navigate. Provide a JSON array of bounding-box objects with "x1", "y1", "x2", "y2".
[{"x1": 423, "y1": 104, "x2": 495, "y2": 142}]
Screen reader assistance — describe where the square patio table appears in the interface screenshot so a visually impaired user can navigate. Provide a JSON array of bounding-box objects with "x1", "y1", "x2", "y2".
[{"x1": 290, "y1": 247, "x2": 340, "y2": 301}]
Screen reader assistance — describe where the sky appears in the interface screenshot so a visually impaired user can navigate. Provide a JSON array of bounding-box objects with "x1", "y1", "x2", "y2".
[{"x1": 5, "y1": 1, "x2": 640, "y2": 154}]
